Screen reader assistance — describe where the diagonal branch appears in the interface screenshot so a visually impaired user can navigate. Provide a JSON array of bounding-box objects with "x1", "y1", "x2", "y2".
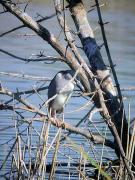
[
  {"x1": 1, "y1": 1, "x2": 133, "y2": 177},
  {"x1": 0, "y1": 87, "x2": 114, "y2": 149},
  {"x1": 0, "y1": 48, "x2": 65, "y2": 62},
  {"x1": 0, "y1": 12, "x2": 56, "y2": 37},
  {"x1": 0, "y1": 86, "x2": 45, "y2": 115},
  {"x1": 25, "y1": 116, "x2": 115, "y2": 149},
  {"x1": 66, "y1": 0, "x2": 133, "y2": 177},
  {"x1": 67, "y1": 0, "x2": 116, "y2": 98},
  {"x1": 0, "y1": 0, "x2": 91, "y2": 93}
]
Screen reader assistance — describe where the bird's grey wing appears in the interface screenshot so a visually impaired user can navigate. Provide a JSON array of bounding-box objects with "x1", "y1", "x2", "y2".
[
  {"x1": 48, "y1": 77, "x2": 57, "y2": 99},
  {"x1": 48, "y1": 73, "x2": 63, "y2": 98},
  {"x1": 48, "y1": 70, "x2": 74, "y2": 99}
]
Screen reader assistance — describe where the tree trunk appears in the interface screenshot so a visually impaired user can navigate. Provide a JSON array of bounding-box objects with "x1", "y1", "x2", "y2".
[{"x1": 67, "y1": 0, "x2": 129, "y2": 156}]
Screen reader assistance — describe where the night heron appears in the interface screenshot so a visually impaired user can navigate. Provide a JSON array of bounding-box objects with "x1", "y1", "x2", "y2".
[{"x1": 48, "y1": 70, "x2": 75, "y2": 119}]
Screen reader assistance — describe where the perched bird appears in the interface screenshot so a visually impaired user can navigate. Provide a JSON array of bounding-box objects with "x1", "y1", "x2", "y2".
[{"x1": 48, "y1": 70, "x2": 75, "y2": 118}]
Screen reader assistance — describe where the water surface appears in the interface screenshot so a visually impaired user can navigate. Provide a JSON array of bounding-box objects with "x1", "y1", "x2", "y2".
[{"x1": 0, "y1": 0, "x2": 135, "y2": 178}]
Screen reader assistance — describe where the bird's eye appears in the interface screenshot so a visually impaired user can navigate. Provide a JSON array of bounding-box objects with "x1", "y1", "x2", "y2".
[
  {"x1": 57, "y1": 73, "x2": 62, "y2": 79},
  {"x1": 65, "y1": 74, "x2": 72, "y2": 80}
]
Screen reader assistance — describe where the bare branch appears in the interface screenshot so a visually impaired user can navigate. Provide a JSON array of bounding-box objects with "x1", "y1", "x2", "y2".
[
  {"x1": 0, "y1": 86, "x2": 46, "y2": 115},
  {"x1": 1, "y1": 0, "x2": 91, "y2": 92},
  {"x1": 0, "y1": 12, "x2": 56, "y2": 37},
  {"x1": 24, "y1": 116, "x2": 114, "y2": 149},
  {"x1": 67, "y1": 0, "x2": 116, "y2": 98},
  {"x1": 0, "y1": 71, "x2": 51, "y2": 81},
  {"x1": 0, "y1": 85, "x2": 114, "y2": 149},
  {"x1": 66, "y1": 1, "x2": 133, "y2": 177},
  {"x1": 0, "y1": 49, "x2": 64, "y2": 62}
]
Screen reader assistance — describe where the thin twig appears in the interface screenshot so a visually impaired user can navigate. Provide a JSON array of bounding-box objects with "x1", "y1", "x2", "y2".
[
  {"x1": 0, "y1": 71, "x2": 50, "y2": 81},
  {"x1": 0, "y1": 138, "x2": 17, "y2": 171}
]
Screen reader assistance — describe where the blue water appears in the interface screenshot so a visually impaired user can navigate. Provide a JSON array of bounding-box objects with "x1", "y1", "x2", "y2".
[{"x1": 0, "y1": 0, "x2": 135, "y2": 178}]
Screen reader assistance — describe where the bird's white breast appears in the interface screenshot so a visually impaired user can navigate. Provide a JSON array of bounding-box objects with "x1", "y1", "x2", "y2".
[
  {"x1": 52, "y1": 81, "x2": 74, "y2": 111},
  {"x1": 52, "y1": 94, "x2": 67, "y2": 110}
]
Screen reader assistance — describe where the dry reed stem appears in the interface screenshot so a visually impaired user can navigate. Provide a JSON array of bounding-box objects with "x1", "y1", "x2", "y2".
[
  {"x1": 38, "y1": 122, "x2": 51, "y2": 176},
  {"x1": 129, "y1": 122, "x2": 135, "y2": 169},
  {"x1": 17, "y1": 135, "x2": 22, "y2": 176},
  {"x1": 97, "y1": 126, "x2": 107, "y2": 179},
  {"x1": 49, "y1": 129, "x2": 61, "y2": 179},
  {"x1": 79, "y1": 151, "x2": 82, "y2": 180}
]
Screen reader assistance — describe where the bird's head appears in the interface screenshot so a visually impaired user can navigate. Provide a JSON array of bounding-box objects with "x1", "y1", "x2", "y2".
[{"x1": 60, "y1": 70, "x2": 79, "y2": 82}]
